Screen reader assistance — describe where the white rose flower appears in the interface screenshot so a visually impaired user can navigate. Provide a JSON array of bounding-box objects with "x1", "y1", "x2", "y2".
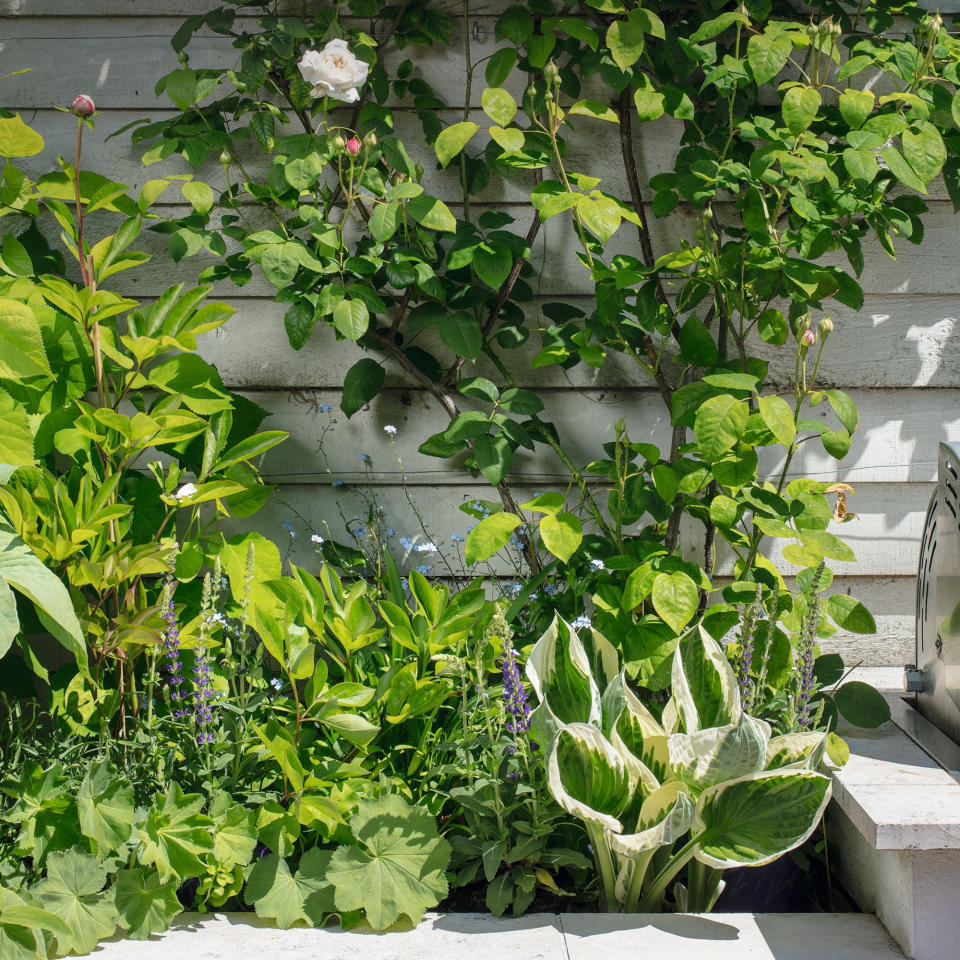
[
  {"x1": 174, "y1": 482, "x2": 198, "y2": 501},
  {"x1": 298, "y1": 39, "x2": 368, "y2": 104}
]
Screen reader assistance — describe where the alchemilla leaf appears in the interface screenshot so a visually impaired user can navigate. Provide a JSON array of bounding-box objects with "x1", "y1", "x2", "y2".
[
  {"x1": 32, "y1": 850, "x2": 117, "y2": 956},
  {"x1": 326, "y1": 795, "x2": 450, "y2": 930}
]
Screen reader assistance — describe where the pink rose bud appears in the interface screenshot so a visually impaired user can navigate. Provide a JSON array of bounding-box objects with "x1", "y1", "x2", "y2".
[
  {"x1": 345, "y1": 137, "x2": 362, "y2": 157},
  {"x1": 71, "y1": 94, "x2": 95, "y2": 116},
  {"x1": 801, "y1": 328, "x2": 817, "y2": 347}
]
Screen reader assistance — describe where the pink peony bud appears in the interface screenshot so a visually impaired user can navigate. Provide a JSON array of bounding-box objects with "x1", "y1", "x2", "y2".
[
  {"x1": 800, "y1": 328, "x2": 817, "y2": 347},
  {"x1": 345, "y1": 136, "x2": 362, "y2": 157},
  {"x1": 71, "y1": 94, "x2": 95, "y2": 116}
]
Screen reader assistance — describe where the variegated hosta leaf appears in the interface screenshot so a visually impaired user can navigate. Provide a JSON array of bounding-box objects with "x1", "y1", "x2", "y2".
[
  {"x1": 662, "y1": 696, "x2": 680, "y2": 735},
  {"x1": 548, "y1": 723, "x2": 631, "y2": 833},
  {"x1": 668, "y1": 713, "x2": 770, "y2": 790},
  {"x1": 609, "y1": 781, "x2": 694, "y2": 859},
  {"x1": 610, "y1": 679, "x2": 670, "y2": 784},
  {"x1": 693, "y1": 769, "x2": 832, "y2": 870},
  {"x1": 600, "y1": 669, "x2": 626, "y2": 737},
  {"x1": 526, "y1": 614, "x2": 602, "y2": 731},
  {"x1": 671, "y1": 625, "x2": 740, "y2": 733},
  {"x1": 582, "y1": 625, "x2": 620, "y2": 695},
  {"x1": 765, "y1": 733, "x2": 827, "y2": 771}
]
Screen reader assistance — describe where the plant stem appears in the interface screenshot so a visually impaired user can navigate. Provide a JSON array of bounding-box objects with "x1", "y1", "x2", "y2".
[
  {"x1": 636, "y1": 837, "x2": 700, "y2": 912},
  {"x1": 585, "y1": 821, "x2": 618, "y2": 911}
]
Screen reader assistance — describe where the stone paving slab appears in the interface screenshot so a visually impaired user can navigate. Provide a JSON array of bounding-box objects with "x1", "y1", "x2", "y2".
[
  {"x1": 562, "y1": 913, "x2": 905, "y2": 959},
  {"x1": 92, "y1": 911, "x2": 903, "y2": 959}
]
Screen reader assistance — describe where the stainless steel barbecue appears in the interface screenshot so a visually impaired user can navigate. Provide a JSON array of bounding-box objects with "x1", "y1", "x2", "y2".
[{"x1": 914, "y1": 441, "x2": 960, "y2": 744}]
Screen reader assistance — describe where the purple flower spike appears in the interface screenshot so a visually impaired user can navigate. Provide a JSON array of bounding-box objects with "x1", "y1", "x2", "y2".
[
  {"x1": 501, "y1": 640, "x2": 530, "y2": 735},
  {"x1": 161, "y1": 591, "x2": 190, "y2": 719}
]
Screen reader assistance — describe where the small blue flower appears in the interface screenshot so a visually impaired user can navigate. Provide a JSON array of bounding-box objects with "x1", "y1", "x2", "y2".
[
  {"x1": 332, "y1": 478, "x2": 344, "y2": 488},
  {"x1": 399, "y1": 536, "x2": 413, "y2": 550},
  {"x1": 589, "y1": 558, "x2": 605, "y2": 572},
  {"x1": 545, "y1": 584, "x2": 559, "y2": 596},
  {"x1": 385, "y1": 527, "x2": 396, "y2": 538},
  {"x1": 450, "y1": 533, "x2": 465, "y2": 544},
  {"x1": 280, "y1": 519, "x2": 296, "y2": 538},
  {"x1": 466, "y1": 523, "x2": 477, "y2": 533},
  {"x1": 505, "y1": 582, "x2": 522, "y2": 599},
  {"x1": 572, "y1": 614, "x2": 592, "y2": 630},
  {"x1": 416, "y1": 563, "x2": 434, "y2": 575},
  {"x1": 351, "y1": 527, "x2": 365, "y2": 539},
  {"x1": 317, "y1": 402, "x2": 333, "y2": 413},
  {"x1": 269, "y1": 677, "x2": 283, "y2": 692},
  {"x1": 359, "y1": 453, "x2": 371, "y2": 464}
]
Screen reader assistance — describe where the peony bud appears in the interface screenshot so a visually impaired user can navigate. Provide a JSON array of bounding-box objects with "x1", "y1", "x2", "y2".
[
  {"x1": 544, "y1": 60, "x2": 560, "y2": 84},
  {"x1": 363, "y1": 131, "x2": 377, "y2": 148},
  {"x1": 819, "y1": 316, "x2": 834, "y2": 335},
  {"x1": 71, "y1": 94, "x2": 95, "y2": 116},
  {"x1": 801, "y1": 328, "x2": 817, "y2": 347},
  {"x1": 345, "y1": 136, "x2": 362, "y2": 157}
]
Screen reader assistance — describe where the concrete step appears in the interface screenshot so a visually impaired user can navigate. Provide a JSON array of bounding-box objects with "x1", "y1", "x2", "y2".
[
  {"x1": 92, "y1": 911, "x2": 904, "y2": 960},
  {"x1": 829, "y1": 671, "x2": 960, "y2": 960}
]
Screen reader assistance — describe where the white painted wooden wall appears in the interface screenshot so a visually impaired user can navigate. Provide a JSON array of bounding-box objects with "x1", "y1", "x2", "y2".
[{"x1": 4, "y1": 0, "x2": 955, "y2": 666}]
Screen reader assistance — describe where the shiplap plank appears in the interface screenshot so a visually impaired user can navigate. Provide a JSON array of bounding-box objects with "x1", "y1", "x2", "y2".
[
  {"x1": 0, "y1": 16, "x2": 512, "y2": 110},
  {"x1": 239, "y1": 475, "x2": 929, "y2": 577},
  {"x1": 223, "y1": 470, "x2": 926, "y2": 584},
  {"x1": 11, "y1": 108, "x2": 684, "y2": 209},
  {"x1": 196, "y1": 294, "x2": 960, "y2": 390},
  {"x1": 241, "y1": 386, "x2": 958, "y2": 487},
  {"x1": 0, "y1": 0, "x2": 508, "y2": 13},
  {"x1": 24, "y1": 198, "x2": 960, "y2": 300}
]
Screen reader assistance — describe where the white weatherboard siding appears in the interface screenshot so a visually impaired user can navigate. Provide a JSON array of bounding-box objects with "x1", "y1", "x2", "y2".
[{"x1": 3, "y1": 5, "x2": 949, "y2": 667}]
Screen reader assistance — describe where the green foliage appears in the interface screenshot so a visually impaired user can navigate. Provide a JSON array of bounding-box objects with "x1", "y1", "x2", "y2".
[{"x1": 532, "y1": 615, "x2": 832, "y2": 912}]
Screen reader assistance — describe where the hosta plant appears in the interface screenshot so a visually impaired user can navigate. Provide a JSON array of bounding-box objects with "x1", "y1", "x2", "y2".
[{"x1": 528, "y1": 614, "x2": 832, "y2": 912}]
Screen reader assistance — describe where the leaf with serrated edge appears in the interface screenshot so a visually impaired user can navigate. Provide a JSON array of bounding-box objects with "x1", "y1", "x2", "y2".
[{"x1": 326, "y1": 795, "x2": 450, "y2": 930}]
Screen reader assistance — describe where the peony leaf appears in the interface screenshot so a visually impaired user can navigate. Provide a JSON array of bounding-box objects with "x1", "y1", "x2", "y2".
[
  {"x1": 539, "y1": 511, "x2": 583, "y2": 563},
  {"x1": 465, "y1": 512, "x2": 521, "y2": 565},
  {"x1": 326, "y1": 795, "x2": 450, "y2": 930},
  {"x1": 651, "y1": 571, "x2": 698, "y2": 635}
]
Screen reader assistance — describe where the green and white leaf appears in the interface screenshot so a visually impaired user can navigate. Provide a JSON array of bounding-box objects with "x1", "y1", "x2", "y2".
[
  {"x1": 526, "y1": 614, "x2": 602, "y2": 733},
  {"x1": 693, "y1": 770, "x2": 832, "y2": 869},
  {"x1": 668, "y1": 713, "x2": 770, "y2": 790},
  {"x1": 609, "y1": 781, "x2": 694, "y2": 857},
  {"x1": 610, "y1": 680, "x2": 670, "y2": 784},
  {"x1": 765, "y1": 733, "x2": 827, "y2": 771},
  {"x1": 671, "y1": 625, "x2": 740, "y2": 733},
  {"x1": 548, "y1": 723, "x2": 631, "y2": 833}
]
